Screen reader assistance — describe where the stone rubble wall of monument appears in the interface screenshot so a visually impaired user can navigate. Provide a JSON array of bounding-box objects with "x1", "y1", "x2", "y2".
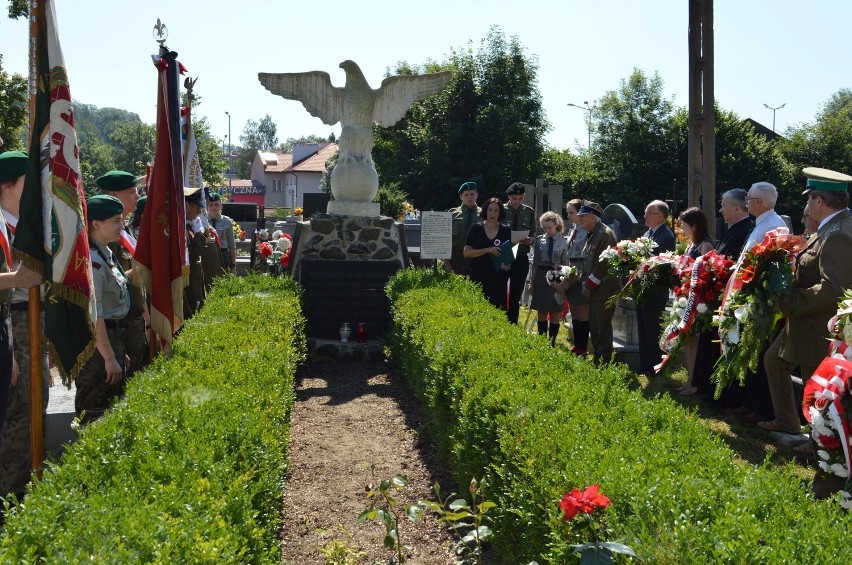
[{"x1": 290, "y1": 214, "x2": 406, "y2": 280}]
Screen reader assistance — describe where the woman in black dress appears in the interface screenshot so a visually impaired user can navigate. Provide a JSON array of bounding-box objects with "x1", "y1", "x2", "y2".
[
  {"x1": 677, "y1": 207, "x2": 715, "y2": 396},
  {"x1": 464, "y1": 197, "x2": 512, "y2": 314}
]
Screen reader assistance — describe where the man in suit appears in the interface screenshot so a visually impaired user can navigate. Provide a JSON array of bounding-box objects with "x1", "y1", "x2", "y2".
[
  {"x1": 636, "y1": 200, "x2": 676, "y2": 375},
  {"x1": 716, "y1": 188, "x2": 753, "y2": 258},
  {"x1": 692, "y1": 188, "x2": 754, "y2": 397},
  {"x1": 759, "y1": 168, "x2": 852, "y2": 435}
]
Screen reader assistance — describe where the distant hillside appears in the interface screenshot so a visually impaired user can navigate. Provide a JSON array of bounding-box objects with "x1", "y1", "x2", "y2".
[{"x1": 74, "y1": 102, "x2": 143, "y2": 146}]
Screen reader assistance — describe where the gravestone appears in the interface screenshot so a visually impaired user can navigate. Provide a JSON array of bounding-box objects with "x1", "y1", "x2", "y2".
[
  {"x1": 602, "y1": 203, "x2": 639, "y2": 241},
  {"x1": 300, "y1": 260, "x2": 400, "y2": 339},
  {"x1": 602, "y1": 203, "x2": 641, "y2": 366}
]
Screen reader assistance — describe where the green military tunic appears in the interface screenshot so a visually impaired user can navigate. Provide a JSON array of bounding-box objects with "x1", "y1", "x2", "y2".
[
  {"x1": 581, "y1": 220, "x2": 618, "y2": 365},
  {"x1": 448, "y1": 203, "x2": 481, "y2": 276}
]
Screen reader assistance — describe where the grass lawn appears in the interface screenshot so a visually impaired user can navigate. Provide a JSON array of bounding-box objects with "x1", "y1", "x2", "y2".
[{"x1": 518, "y1": 305, "x2": 815, "y2": 483}]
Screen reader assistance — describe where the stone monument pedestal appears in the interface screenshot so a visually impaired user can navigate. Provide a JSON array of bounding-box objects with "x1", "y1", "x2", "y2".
[{"x1": 289, "y1": 214, "x2": 409, "y2": 341}]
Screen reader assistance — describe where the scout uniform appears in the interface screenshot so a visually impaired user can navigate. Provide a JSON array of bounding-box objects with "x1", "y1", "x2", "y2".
[
  {"x1": 184, "y1": 187, "x2": 208, "y2": 319},
  {"x1": 207, "y1": 192, "x2": 236, "y2": 276},
  {"x1": 0, "y1": 151, "x2": 27, "y2": 435},
  {"x1": 0, "y1": 203, "x2": 49, "y2": 500},
  {"x1": 578, "y1": 205, "x2": 618, "y2": 365},
  {"x1": 448, "y1": 181, "x2": 481, "y2": 276},
  {"x1": 97, "y1": 171, "x2": 150, "y2": 379},
  {"x1": 762, "y1": 168, "x2": 852, "y2": 435},
  {"x1": 502, "y1": 182, "x2": 537, "y2": 325},
  {"x1": 76, "y1": 195, "x2": 131, "y2": 423}
]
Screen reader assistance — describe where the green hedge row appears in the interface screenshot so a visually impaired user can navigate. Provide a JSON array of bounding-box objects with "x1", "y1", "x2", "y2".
[
  {"x1": 0, "y1": 274, "x2": 305, "y2": 564},
  {"x1": 386, "y1": 268, "x2": 850, "y2": 563}
]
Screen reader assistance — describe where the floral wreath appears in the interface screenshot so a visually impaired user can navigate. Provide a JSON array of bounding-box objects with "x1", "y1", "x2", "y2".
[{"x1": 803, "y1": 357, "x2": 852, "y2": 509}]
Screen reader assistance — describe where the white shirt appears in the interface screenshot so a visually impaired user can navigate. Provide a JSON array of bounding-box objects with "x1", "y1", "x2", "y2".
[{"x1": 741, "y1": 210, "x2": 787, "y2": 254}]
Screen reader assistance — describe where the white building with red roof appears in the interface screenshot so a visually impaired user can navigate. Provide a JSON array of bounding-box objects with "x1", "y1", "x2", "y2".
[{"x1": 233, "y1": 142, "x2": 337, "y2": 209}]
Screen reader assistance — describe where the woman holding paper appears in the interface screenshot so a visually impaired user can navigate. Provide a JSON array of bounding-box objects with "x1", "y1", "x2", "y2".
[
  {"x1": 464, "y1": 197, "x2": 512, "y2": 314},
  {"x1": 527, "y1": 211, "x2": 570, "y2": 345}
]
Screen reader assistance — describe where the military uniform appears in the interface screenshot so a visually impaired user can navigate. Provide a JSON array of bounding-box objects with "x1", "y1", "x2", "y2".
[
  {"x1": 448, "y1": 204, "x2": 481, "y2": 276},
  {"x1": 579, "y1": 210, "x2": 618, "y2": 364},
  {"x1": 198, "y1": 215, "x2": 222, "y2": 294},
  {"x1": 0, "y1": 214, "x2": 12, "y2": 434},
  {"x1": 0, "y1": 210, "x2": 49, "y2": 499},
  {"x1": 76, "y1": 238, "x2": 130, "y2": 421},
  {"x1": 184, "y1": 220, "x2": 208, "y2": 319},
  {"x1": 209, "y1": 213, "x2": 236, "y2": 274},
  {"x1": 502, "y1": 192, "x2": 536, "y2": 324},
  {"x1": 108, "y1": 229, "x2": 149, "y2": 378},
  {"x1": 762, "y1": 170, "x2": 852, "y2": 434}
]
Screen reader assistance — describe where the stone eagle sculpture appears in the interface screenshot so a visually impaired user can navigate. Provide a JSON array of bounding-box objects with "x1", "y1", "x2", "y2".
[{"x1": 258, "y1": 60, "x2": 452, "y2": 215}]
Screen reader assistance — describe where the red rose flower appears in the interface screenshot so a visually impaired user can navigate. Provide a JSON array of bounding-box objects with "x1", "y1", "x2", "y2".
[
  {"x1": 259, "y1": 241, "x2": 273, "y2": 258},
  {"x1": 560, "y1": 484, "x2": 611, "y2": 521},
  {"x1": 705, "y1": 291, "x2": 715, "y2": 302}
]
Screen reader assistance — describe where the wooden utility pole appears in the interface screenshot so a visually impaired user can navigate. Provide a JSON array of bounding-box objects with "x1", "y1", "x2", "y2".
[{"x1": 688, "y1": 0, "x2": 716, "y2": 227}]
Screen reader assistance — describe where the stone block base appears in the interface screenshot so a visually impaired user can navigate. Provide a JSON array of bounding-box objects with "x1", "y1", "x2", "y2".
[{"x1": 327, "y1": 201, "x2": 381, "y2": 216}]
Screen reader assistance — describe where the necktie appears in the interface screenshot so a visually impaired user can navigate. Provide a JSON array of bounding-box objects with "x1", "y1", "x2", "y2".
[
  {"x1": 511, "y1": 209, "x2": 518, "y2": 231},
  {"x1": 546, "y1": 236, "x2": 554, "y2": 263},
  {"x1": 648, "y1": 228, "x2": 655, "y2": 238},
  {"x1": 465, "y1": 208, "x2": 474, "y2": 230}
]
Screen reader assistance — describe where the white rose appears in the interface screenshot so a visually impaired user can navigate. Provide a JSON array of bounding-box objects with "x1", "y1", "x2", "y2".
[
  {"x1": 696, "y1": 303, "x2": 708, "y2": 314},
  {"x1": 678, "y1": 297, "x2": 688, "y2": 308},
  {"x1": 727, "y1": 324, "x2": 740, "y2": 345},
  {"x1": 733, "y1": 306, "x2": 748, "y2": 322}
]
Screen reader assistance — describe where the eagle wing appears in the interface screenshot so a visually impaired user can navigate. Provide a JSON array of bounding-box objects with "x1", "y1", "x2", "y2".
[
  {"x1": 372, "y1": 71, "x2": 452, "y2": 127},
  {"x1": 257, "y1": 71, "x2": 343, "y2": 126}
]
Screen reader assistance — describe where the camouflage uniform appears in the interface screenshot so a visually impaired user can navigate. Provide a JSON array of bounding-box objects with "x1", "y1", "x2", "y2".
[
  {"x1": 0, "y1": 307, "x2": 49, "y2": 499},
  {"x1": 75, "y1": 242, "x2": 130, "y2": 423}
]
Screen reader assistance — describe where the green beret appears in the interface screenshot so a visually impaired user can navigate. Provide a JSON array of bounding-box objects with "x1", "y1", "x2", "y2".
[
  {"x1": 505, "y1": 182, "x2": 525, "y2": 195},
  {"x1": 87, "y1": 194, "x2": 125, "y2": 223},
  {"x1": 208, "y1": 192, "x2": 221, "y2": 202},
  {"x1": 0, "y1": 151, "x2": 28, "y2": 183},
  {"x1": 134, "y1": 195, "x2": 147, "y2": 218},
  {"x1": 458, "y1": 181, "x2": 477, "y2": 194},
  {"x1": 96, "y1": 170, "x2": 137, "y2": 192}
]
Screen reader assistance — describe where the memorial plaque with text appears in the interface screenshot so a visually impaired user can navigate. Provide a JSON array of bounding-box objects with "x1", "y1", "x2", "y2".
[
  {"x1": 419, "y1": 211, "x2": 452, "y2": 259},
  {"x1": 300, "y1": 260, "x2": 402, "y2": 339}
]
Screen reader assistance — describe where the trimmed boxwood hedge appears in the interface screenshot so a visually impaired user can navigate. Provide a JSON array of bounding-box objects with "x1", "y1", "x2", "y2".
[
  {"x1": 0, "y1": 274, "x2": 305, "y2": 564},
  {"x1": 386, "y1": 268, "x2": 852, "y2": 563}
]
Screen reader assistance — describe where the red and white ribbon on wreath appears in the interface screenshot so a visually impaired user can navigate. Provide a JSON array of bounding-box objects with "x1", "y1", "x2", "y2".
[{"x1": 803, "y1": 358, "x2": 852, "y2": 478}]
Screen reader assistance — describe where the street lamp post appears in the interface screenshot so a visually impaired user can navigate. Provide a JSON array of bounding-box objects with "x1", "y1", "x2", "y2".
[
  {"x1": 763, "y1": 102, "x2": 785, "y2": 132},
  {"x1": 567, "y1": 101, "x2": 593, "y2": 149},
  {"x1": 225, "y1": 111, "x2": 232, "y2": 196}
]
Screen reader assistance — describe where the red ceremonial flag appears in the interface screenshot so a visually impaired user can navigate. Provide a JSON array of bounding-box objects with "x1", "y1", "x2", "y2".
[
  {"x1": 133, "y1": 48, "x2": 188, "y2": 343},
  {"x1": 14, "y1": 0, "x2": 96, "y2": 382}
]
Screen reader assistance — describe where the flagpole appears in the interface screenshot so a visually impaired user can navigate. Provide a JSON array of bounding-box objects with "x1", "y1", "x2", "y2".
[
  {"x1": 28, "y1": 289, "x2": 44, "y2": 475},
  {"x1": 27, "y1": 0, "x2": 45, "y2": 478}
]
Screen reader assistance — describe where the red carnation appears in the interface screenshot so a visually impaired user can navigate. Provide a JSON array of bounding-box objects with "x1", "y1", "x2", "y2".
[
  {"x1": 818, "y1": 434, "x2": 841, "y2": 449},
  {"x1": 259, "y1": 241, "x2": 273, "y2": 258}
]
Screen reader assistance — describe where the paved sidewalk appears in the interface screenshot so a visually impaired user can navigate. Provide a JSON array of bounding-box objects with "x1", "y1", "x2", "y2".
[{"x1": 45, "y1": 369, "x2": 77, "y2": 460}]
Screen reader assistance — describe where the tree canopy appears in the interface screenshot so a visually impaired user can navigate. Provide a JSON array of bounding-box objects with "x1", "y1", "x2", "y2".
[
  {"x1": 373, "y1": 26, "x2": 548, "y2": 211},
  {"x1": 0, "y1": 54, "x2": 27, "y2": 151},
  {"x1": 235, "y1": 114, "x2": 279, "y2": 178}
]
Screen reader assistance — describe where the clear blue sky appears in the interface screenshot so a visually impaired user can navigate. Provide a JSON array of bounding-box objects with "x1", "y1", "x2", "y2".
[{"x1": 1, "y1": 1, "x2": 848, "y2": 153}]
